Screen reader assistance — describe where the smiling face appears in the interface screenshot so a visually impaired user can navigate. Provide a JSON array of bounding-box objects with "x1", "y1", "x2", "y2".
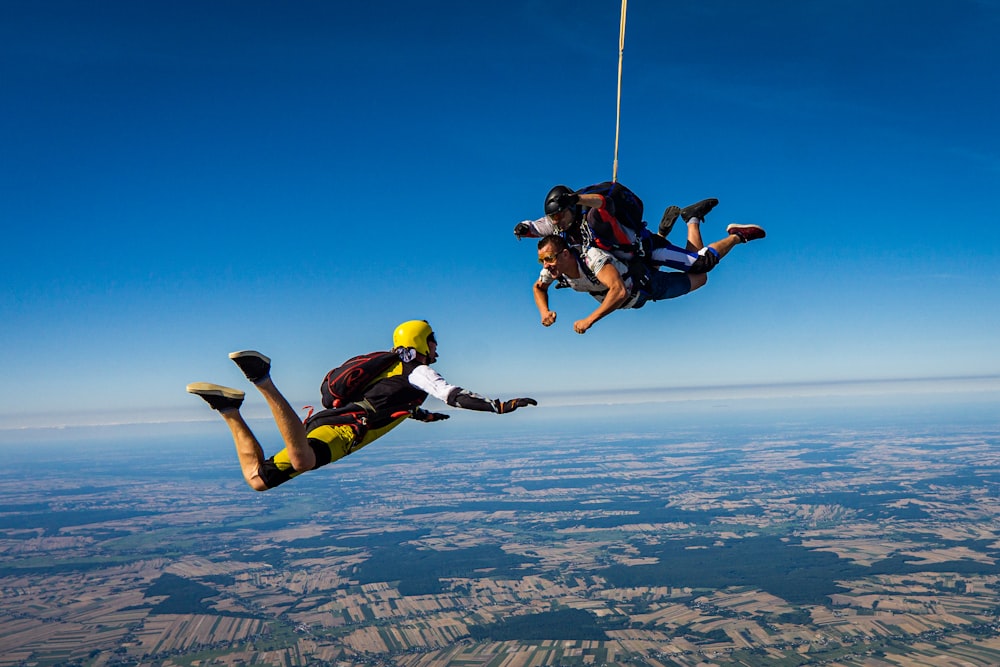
[{"x1": 538, "y1": 241, "x2": 572, "y2": 278}]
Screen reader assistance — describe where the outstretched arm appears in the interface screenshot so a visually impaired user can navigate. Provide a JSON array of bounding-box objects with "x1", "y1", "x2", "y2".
[
  {"x1": 533, "y1": 279, "x2": 557, "y2": 327},
  {"x1": 408, "y1": 366, "x2": 537, "y2": 414},
  {"x1": 574, "y1": 263, "x2": 628, "y2": 334},
  {"x1": 514, "y1": 217, "x2": 556, "y2": 240}
]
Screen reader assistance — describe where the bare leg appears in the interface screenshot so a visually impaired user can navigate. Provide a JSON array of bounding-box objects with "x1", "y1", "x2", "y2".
[
  {"x1": 707, "y1": 233, "x2": 741, "y2": 260},
  {"x1": 685, "y1": 219, "x2": 705, "y2": 252},
  {"x1": 253, "y1": 377, "x2": 316, "y2": 472},
  {"x1": 215, "y1": 410, "x2": 270, "y2": 491},
  {"x1": 688, "y1": 272, "x2": 708, "y2": 293}
]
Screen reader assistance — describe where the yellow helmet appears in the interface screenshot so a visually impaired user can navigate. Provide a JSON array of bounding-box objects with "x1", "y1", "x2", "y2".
[{"x1": 392, "y1": 320, "x2": 436, "y2": 356}]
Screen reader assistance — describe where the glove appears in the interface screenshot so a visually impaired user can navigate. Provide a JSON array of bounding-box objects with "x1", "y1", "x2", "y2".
[
  {"x1": 411, "y1": 408, "x2": 450, "y2": 422},
  {"x1": 556, "y1": 192, "x2": 579, "y2": 209},
  {"x1": 514, "y1": 222, "x2": 532, "y2": 239},
  {"x1": 493, "y1": 397, "x2": 538, "y2": 414}
]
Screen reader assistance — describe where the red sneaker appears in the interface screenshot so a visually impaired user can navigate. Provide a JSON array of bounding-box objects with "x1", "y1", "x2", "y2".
[{"x1": 726, "y1": 224, "x2": 766, "y2": 243}]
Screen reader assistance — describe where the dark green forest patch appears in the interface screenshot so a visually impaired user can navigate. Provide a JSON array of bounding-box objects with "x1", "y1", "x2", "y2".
[
  {"x1": 351, "y1": 544, "x2": 540, "y2": 596},
  {"x1": 468, "y1": 608, "x2": 608, "y2": 641}
]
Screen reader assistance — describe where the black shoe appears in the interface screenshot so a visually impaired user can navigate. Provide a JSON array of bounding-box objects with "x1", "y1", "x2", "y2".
[
  {"x1": 680, "y1": 198, "x2": 719, "y2": 223},
  {"x1": 187, "y1": 383, "x2": 245, "y2": 412},
  {"x1": 658, "y1": 205, "x2": 680, "y2": 237},
  {"x1": 726, "y1": 223, "x2": 766, "y2": 243},
  {"x1": 229, "y1": 350, "x2": 271, "y2": 384}
]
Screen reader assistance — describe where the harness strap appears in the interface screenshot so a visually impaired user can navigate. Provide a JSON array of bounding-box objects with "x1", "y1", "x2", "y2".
[
  {"x1": 563, "y1": 245, "x2": 652, "y2": 304},
  {"x1": 557, "y1": 246, "x2": 609, "y2": 297},
  {"x1": 344, "y1": 409, "x2": 411, "y2": 453},
  {"x1": 355, "y1": 398, "x2": 376, "y2": 417}
]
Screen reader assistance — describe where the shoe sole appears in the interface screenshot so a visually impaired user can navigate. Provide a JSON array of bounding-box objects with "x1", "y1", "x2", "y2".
[
  {"x1": 186, "y1": 382, "x2": 246, "y2": 399},
  {"x1": 658, "y1": 206, "x2": 680, "y2": 237},
  {"x1": 681, "y1": 198, "x2": 719, "y2": 221},
  {"x1": 228, "y1": 350, "x2": 271, "y2": 364}
]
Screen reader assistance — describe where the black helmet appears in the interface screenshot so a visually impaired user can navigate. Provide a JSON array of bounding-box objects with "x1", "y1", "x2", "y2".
[{"x1": 544, "y1": 185, "x2": 573, "y2": 216}]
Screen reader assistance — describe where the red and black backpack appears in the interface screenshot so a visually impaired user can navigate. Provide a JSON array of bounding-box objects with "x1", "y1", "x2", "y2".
[{"x1": 319, "y1": 350, "x2": 400, "y2": 409}]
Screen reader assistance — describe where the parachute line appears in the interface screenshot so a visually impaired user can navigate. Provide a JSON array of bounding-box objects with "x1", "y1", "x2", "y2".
[{"x1": 612, "y1": 0, "x2": 627, "y2": 183}]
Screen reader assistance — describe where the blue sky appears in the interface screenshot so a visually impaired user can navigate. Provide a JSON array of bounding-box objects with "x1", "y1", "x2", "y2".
[{"x1": 2, "y1": 0, "x2": 998, "y2": 431}]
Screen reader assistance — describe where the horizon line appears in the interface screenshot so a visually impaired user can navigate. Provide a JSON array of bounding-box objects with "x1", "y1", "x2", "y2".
[
  {"x1": 551, "y1": 373, "x2": 1000, "y2": 399},
  {"x1": 1, "y1": 374, "x2": 998, "y2": 434}
]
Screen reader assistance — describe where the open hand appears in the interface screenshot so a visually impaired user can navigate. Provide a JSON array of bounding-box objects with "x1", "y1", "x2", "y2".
[{"x1": 494, "y1": 398, "x2": 538, "y2": 414}]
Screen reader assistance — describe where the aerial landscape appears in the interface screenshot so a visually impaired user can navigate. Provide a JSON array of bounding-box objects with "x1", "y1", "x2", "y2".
[
  {"x1": 2, "y1": 2, "x2": 999, "y2": 666},
  {"x1": 3, "y1": 396, "x2": 1000, "y2": 666}
]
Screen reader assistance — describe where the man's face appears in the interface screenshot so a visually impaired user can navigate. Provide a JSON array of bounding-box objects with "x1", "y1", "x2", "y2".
[
  {"x1": 538, "y1": 244, "x2": 569, "y2": 277},
  {"x1": 547, "y1": 208, "x2": 573, "y2": 231}
]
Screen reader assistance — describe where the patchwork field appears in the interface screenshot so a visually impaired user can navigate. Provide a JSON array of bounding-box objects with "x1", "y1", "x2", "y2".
[{"x1": 2, "y1": 411, "x2": 1000, "y2": 666}]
